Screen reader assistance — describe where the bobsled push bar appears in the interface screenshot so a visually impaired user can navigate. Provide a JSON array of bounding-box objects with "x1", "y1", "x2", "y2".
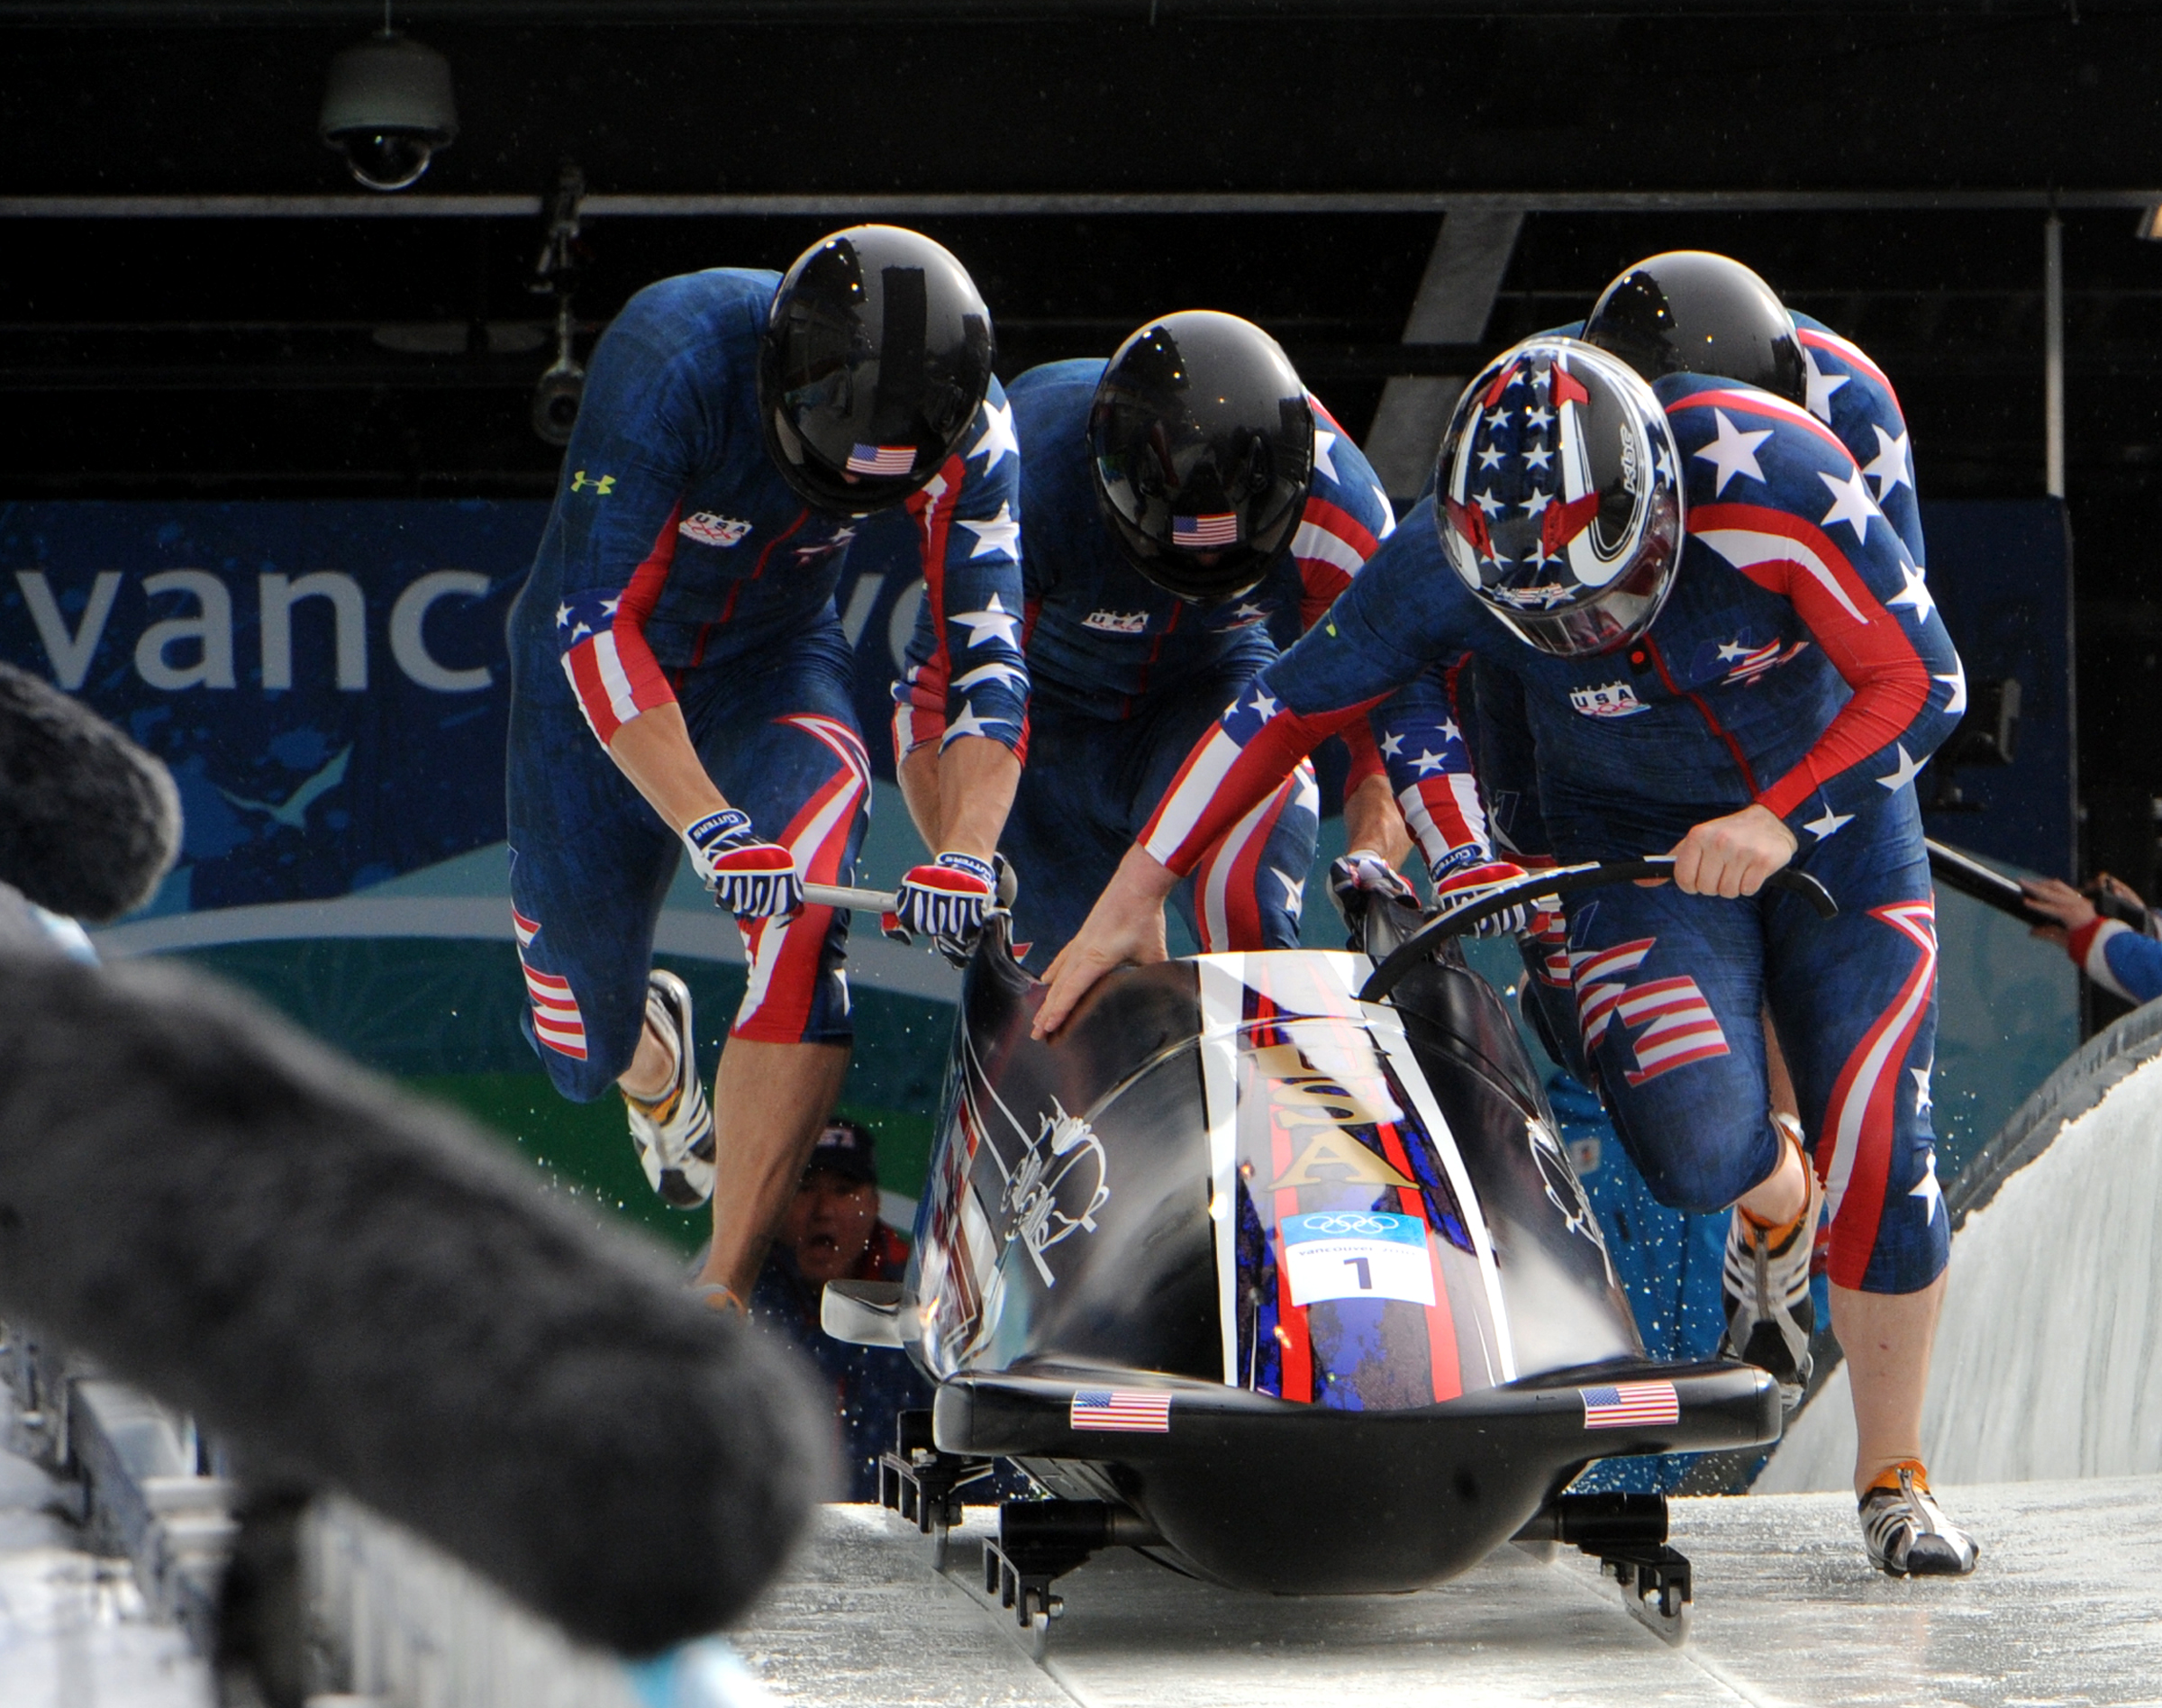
[
  {"x1": 1917, "y1": 836, "x2": 2148, "y2": 930},
  {"x1": 803, "y1": 882, "x2": 902, "y2": 913},
  {"x1": 1358, "y1": 857, "x2": 1839, "y2": 1005}
]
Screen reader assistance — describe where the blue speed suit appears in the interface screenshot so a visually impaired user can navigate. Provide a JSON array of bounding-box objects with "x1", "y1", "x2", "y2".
[
  {"x1": 504, "y1": 269, "x2": 1027, "y2": 1096},
  {"x1": 878, "y1": 358, "x2": 1396, "y2": 971},
  {"x1": 1139, "y1": 369, "x2": 1965, "y2": 1298}
]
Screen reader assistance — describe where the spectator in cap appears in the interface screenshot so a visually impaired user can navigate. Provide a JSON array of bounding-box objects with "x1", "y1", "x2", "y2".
[{"x1": 749, "y1": 1117, "x2": 930, "y2": 1500}]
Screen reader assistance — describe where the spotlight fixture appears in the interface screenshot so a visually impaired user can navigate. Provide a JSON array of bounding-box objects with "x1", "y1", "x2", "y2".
[{"x1": 319, "y1": 23, "x2": 458, "y2": 193}]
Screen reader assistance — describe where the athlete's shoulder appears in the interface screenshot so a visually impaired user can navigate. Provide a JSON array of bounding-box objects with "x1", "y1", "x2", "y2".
[
  {"x1": 1287, "y1": 495, "x2": 1478, "y2": 676},
  {"x1": 610, "y1": 268, "x2": 778, "y2": 349},
  {"x1": 950, "y1": 373, "x2": 1022, "y2": 513},
  {"x1": 1657, "y1": 371, "x2": 1858, "y2": 485},
  {"x1": 1354, "y1": 494, "x2": 1457, "y2": 589},
  {"x1": 1307, "y1": 396, "x2": 1394, "y2": 535},
  {"x1": 1009, "y1": 358, "x2": 1106, "y2": 404},
  {"x1": 1008, "y1": 359, "x2": 1103, "y2": 461},
  {"x1": 1789, "y1": 311, "x2": 1896, "y2": 394}
]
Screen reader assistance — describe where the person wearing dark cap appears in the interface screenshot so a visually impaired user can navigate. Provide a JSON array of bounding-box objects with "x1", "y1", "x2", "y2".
[{"x1": 749, "y1": 1118, "x2": 929, "y2": 1500}]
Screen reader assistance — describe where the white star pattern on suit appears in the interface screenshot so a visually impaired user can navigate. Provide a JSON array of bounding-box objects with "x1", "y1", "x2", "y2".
[
  {"x1": 968, "y1": 398, "x2": 1019, "y2": 472},
  {"x1": 952, "y1": 594, "x2": 1022, "y2": 650},
  {"x1": 1864, "y1": 424, "x2": 1913, "y2": 499},
  {"x1": 958, "y1": 502, "x2": 1021, "y2": 560},
  {"x1": 1694, "y1": 408, "x2": 1773, "y2": 494},
  {"x1": 1818, "y1": 467, "x2": 1877, "y2": 546},
  {"x1": 1803, "y1": 345, "x2": 1850, "y2": 422},
  {"x1": 1887, "y1": 563, "x2": 1936, "y2": 626},
  {"x1": 1803, "y1": 804, "x2": 1855, "y2": 840},
  {"x1": 1876, "y1": 743, "x2": 1925, "y2": 794}
]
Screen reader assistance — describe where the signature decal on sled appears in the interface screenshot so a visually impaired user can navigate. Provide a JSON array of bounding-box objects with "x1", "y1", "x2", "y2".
[
  {"x1": 1005, "y1": 1100, "x2": 1111, "y2": 1286},
  {"x1": 954, "y1": 1023, "x2": 1113, "y2": 1290}
]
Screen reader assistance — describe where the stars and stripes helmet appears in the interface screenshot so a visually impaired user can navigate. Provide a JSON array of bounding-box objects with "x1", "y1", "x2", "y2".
[
  {"x1": 1435, "y1": 337, "x2": 1685, "y2": 659},
  {"x1": 759, "y1": 225, "x2": 995, "y2": 513},
  {"x1": 1089, "y1": 311, "x2": 1314, "y2": 604},
  {"x1": 1583, "y1": 250, "x2": 1807, "y2": 408}
]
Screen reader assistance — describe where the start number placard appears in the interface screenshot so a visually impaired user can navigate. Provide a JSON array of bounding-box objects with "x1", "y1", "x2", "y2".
[{"x1": 1278, "y1": 1211, "x2": 1435, "y2": 1307}]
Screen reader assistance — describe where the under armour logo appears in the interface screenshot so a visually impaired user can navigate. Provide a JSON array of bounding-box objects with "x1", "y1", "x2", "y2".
[{"x1": 570, "y1": 470, "x2": 616, "y2": 495}]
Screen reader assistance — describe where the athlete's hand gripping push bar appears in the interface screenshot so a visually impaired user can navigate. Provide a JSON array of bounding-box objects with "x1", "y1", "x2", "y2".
[
  {"x1": 805, "y1": 861, "x2": 1019, "y2": 966},
  {"x1": 1358, "y1": 857, "x2": 1840, "y2": 1005}
]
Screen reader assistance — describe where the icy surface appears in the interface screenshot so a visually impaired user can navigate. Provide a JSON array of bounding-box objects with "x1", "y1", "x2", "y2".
[
  {"x1": 1766, "y1": 1049, "x2": 2162, "y2": 1494},
  {"x1": 739, "y1": 1487, "x2": 2162, "y2": 1706},
  {"x1": 0, "y1": 1436, "x2": 207, "y2": 1708}
]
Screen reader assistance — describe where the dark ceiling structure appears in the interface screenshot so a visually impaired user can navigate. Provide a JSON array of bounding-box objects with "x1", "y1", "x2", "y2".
[{"x1": 4, "y1": 0, "x2": 2160, "y2": 873}]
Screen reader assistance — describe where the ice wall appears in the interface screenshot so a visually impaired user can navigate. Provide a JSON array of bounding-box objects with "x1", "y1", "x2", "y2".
[{"x1": 1761, "y1": 1035, "x2": 2162, "y2": 1492}]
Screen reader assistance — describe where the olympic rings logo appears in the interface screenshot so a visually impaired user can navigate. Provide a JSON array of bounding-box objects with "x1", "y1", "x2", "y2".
[{"x1": 1293, "y1": 1213, "x2": 1408, "y2": 1238}]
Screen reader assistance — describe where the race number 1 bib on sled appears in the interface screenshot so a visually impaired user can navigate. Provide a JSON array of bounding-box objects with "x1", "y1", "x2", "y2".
[{"x1": 1278, "y1": 1212, "x2": 1436, "y2": 1307}]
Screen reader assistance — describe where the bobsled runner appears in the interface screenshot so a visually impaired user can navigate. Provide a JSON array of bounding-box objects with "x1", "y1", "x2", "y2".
[{"x1": 815, "y1": 859, "x2": 1832, "y2": 1650}]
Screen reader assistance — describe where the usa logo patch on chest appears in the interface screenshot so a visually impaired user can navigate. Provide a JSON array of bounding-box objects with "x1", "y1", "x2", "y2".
[
  {"x1": 1569, "y1": 681, "x2": 1649, "y2": 719},
  {"x1": 1082, "y1": 609, "x2": 1150, "y2": 635},
  {"x1": 678, "y1": 512, "x2": 752, "y2": 549}
]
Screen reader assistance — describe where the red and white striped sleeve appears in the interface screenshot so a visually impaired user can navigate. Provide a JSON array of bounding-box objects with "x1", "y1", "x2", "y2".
[
  {"x1": 1670, "y1": 390, "x2": 1962, "y2": 833},
  {"x1": 558, "y1": 505, "x2": 681, "y2": 746}
]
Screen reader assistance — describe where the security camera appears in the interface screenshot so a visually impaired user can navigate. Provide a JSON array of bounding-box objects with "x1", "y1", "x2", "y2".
[
  {"x1": 532, "y1": 357, "x2": 586, "y2": 447},
  {"x1": 319, "y1": 32, "x2": 457, "y2": 193}
]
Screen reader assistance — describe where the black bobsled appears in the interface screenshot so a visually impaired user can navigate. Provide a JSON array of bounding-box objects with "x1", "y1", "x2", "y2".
[{"x1": 822, "y1": 860, "x2": 1828, "y2": 1647}]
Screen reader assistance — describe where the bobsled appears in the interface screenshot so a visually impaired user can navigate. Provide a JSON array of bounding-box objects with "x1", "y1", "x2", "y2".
[{"x1": 820, "y1": 860, "x2": 1830, "y2": 1647}]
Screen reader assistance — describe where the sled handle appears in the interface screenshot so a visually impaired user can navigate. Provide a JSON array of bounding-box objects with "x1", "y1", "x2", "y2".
[
  {"x1": 1356, "y1": 857, "x2": 1838, "y2": 1006},
  {"x1": 803, "y1": 882, "x2": 901, "y2": 914},
  {"x1": 1923, "y1": 838, "x2": 2048, "y2": 923}
]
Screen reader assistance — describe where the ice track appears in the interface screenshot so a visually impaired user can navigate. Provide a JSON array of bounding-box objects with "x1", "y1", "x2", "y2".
[
  {"x1": 1767, "y1": 1003, "x2": 2162, "y2": 1492},
  {"x1": 734, "y1": 1488, "x2": 2162, "y2": 1707}
]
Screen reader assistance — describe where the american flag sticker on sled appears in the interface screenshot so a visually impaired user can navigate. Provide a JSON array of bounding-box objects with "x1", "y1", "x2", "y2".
[
  {"x1": 1171, "y1": 512, "x2": 1240, "y2": 549},
  {"x1": 846, "y1": 442, "x2": 916, "y2": 476},
  {"x1": 1070, "y1": 1388, "x2": 1172, "y2": 1432},
  {"x1": 1580, "y1": 1381, "x2": 1680, "y2": 1430}
]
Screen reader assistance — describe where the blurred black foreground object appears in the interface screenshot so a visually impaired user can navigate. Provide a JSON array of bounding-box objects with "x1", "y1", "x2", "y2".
[
  {"x1": 0, "y1": 661, "x2": 181, "y2": 922},
  {"x1": 0, "y1": 951, "x2": 830, "y2": 1657}
]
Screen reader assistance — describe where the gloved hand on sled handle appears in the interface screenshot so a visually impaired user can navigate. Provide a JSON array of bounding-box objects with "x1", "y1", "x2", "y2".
[
  {"x1": 682, "y1": 809, "x2": 803, "y2": 919},
  {"x1": 886, "y1": 850, "x2": 999, "y2": 966},
  {"x1": 1329, "y1": 850, "x2": 1419, "y2": 929},
  {"x1": 1433, "y1": 859, "x2": 1562, "y2": 940}
]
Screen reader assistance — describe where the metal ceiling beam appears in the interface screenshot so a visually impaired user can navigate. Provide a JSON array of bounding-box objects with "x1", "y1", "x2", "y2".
[
  {"x1": 0, "y1": 1, "x2": 2116, "y2": 20},
  {"x1": 1365, "y1": 212, "x2": 1522, "y2": 502},
  {"x1": 5, "y1": 189, "x2": 2162, "y2": 219}
]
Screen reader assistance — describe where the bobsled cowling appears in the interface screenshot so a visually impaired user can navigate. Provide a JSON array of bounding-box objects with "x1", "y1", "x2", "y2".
[{"x1": 877, "y1": 905, "x2": 1781, "y2": 1595}]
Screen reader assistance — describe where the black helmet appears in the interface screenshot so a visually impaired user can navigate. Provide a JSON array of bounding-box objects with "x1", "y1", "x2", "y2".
[
  {"x1": 759, "y1": 225, "x2": 995, "y2": 513},
  {"x1": 1583, "y1": 250, "x2": 1806, "y2": 408},
  {"x1": 1434, "y1": 337, "x2": 1685, "y2": 659},
  {"x1": 1088, "y1": 311, "x2": 1314, "y2": 604}
]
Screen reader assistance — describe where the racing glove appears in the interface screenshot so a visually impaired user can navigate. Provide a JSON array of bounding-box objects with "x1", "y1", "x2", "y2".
[
  {"x1": 886, "y1": 851, "x2": 999, "y2": 966},
  {"x1": 681, "y1": 809, "x2": 802, "y2": 920},
  {"x1": 1433, "y1": 860, "x2": 1559, "y2": 940},
  {"x1": 1328, "y1": 851, "x2": 1419, "y2": 929}
]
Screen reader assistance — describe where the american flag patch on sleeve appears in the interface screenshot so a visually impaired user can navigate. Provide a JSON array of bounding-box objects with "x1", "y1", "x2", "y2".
[
  {"x1": 1172, "y1": 512, "x2": 1240, "y2": 549},
  {"x1": 1069, "y1": 1388, "x2": 1172, "y2": 1432},
  {"x1": 1580, "y1": 1381, "x2": 1681, "y2": 1430},
  {"x1": 847, "y1": 442, "x2": 916, "y2": 476}
]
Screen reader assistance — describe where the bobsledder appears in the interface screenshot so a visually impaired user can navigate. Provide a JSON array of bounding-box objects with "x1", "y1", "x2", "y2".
[{"x1": 811, "y1": 860, "x2": 1836, "y2": 1650}]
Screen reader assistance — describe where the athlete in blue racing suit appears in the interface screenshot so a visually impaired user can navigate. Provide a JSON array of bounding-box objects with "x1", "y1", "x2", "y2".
[
  {"x1": 875, "y1": 323, "x2": 1403, "y2": 970},
  {"x1": 506, "y1": 238, "x2": 1029, "y2": 1307},
  {"x1": 1384, "y1": 310, "x2": 1931, "y2": 1080},
  {"x1": 1036, "y1": 333, "x2": 1975, "y2": 1574}
]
